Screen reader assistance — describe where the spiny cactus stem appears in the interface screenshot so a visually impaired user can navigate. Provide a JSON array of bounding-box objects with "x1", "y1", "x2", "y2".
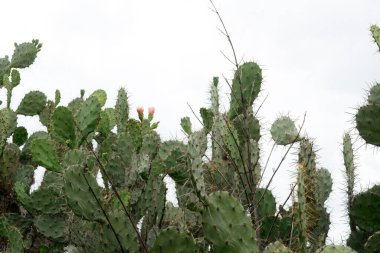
[
  {"x1": 222, "y1": 74, "x2": 246, "y2": 114},
  {"x1": 187, "y1": 103, "x2": 252, "y2": 205},
  {"x1": 256, "y1": 113, "x2": 306, "y2": 205},
  {"x1": 221, "y1": 113, "x2": 253, "y2": 191},
  {"x1": 205, "y1": 154, "x2": 234, "y2": 189},
  {"x1": 81, "y1": 172, "x2": 125, "y2": 253},
  {"x1": 86, "y1": 139, "x2": 148, "y2": 253},
  {"x1": 6, "y1": 87, "x2": 12, "y2": 109}
]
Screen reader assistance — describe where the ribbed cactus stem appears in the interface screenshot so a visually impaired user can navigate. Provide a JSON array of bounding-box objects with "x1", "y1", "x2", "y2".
[
  {"x1": 210, "y1": 76, "x2": 220, "y2": 115},
  {"x1": 343, "y1": 133, "x2": 356, "y2": 231},
  {"x1": 295, "y1": 139, "x2": 319, "y2": 252},
  {"x1": 370, "y1": 24, "x2": 380, "y2": 51},
  {"x1": 296, "y1": 169, "x2": 308, "y2": 253}
]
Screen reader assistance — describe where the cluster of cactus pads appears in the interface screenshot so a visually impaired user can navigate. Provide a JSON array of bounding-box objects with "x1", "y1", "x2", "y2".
[{"x1": 0, "y1": 25, "x2": 379, "y2": 253}]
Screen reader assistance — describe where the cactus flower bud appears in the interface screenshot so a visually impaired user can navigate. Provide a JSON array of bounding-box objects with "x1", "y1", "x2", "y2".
[
  {"x1": 148, "y1": 107, "x2": 155, "y2": 116},
  {"x1": 137, "y1": 106, "x2": 144, "y2": 121},
  {"x1": 136, "y1": 106, "x2": 144, "y2": 114},
  {"x1": 148, "y1": 107, "x2": 155, "y2": 122}
]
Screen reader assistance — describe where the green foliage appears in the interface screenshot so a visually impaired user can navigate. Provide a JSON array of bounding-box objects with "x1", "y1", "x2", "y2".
[
  {"x1": 30, "y1": 139, "x2": 61, "y2": 172},
  {"x1": 180, "y1": 116, "x2": 192, "y2": 135},
  {"x1": 202, "y1": 191, "x2": 258, "y2": 253},
  {"x1": 16, "y1": 91, "x2": 47, "y2": 116},
  {"x1": 51, "y1": 106, "x2": 76, "y2": 148},
  {"x1": 318, "y1": 245, "x2": 357, "y2": 253},
  {"x1": 10, "y1": 40, "x2": 42, "y2": 68},
  {"x1": 150, "y1": 228, "x2": 196, "y2": 253},
  {"x1": 264, "y1": 241, "x2": 293, "y2": 253},
  {"x1": 0, "y1": 24, "x2": 379, "y2": 253},
  {"x1": 75, "y1": 96, "x2": 101, "y2": 145},
  {"x1": 228, "y1": 62, "x2": 262, "y2": 119}
]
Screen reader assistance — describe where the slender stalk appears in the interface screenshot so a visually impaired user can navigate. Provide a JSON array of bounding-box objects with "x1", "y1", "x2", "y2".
[
  {"x1": 256, "y1": 113, "x2": 306, "y2": 206},
  {"x1": 82, "y1": 172, "x2": 125, "y2": 253},
  {"x1": 87, "y1": 144, "x2": 148, "y2": 253}
]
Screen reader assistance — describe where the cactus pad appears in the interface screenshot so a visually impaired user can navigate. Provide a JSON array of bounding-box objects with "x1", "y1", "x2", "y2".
[{"x1": 202, "y1": 191, "x2": 258, "y2": 253}]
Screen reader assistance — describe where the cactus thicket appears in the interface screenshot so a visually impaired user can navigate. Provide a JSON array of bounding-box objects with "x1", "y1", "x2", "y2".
[{"x1": 0, "y1": 23, "x2": 379, "y2": 253}]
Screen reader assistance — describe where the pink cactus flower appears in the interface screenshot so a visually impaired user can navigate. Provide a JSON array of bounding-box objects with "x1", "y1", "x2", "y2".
[
  {"x1": 148, "y1": 107, "x2": 155, "y2": 116},
  {"x1": 136, "y1": 106, "x2": 144, "y2": 115}
]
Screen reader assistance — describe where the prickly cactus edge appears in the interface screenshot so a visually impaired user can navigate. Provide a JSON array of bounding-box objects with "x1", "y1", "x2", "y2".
[{"x1": 1, "y1": 26, "x2": 379, "y2": 253}]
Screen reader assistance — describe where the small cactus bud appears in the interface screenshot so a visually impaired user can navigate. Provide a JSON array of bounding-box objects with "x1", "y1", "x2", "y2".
[
  {"x1": 148, "y1": 106, "x2": 155, "y2": 121},
  {"x1": 148, "y1": 106, "x2": 155, "y2": 116},
  {"x1": 137, "y1": 106, "x2": 144, "y2": 121}
]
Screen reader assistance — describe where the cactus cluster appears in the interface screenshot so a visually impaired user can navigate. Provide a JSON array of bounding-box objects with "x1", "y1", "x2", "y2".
[
  {"x1": 0, "y1": 24, "x2": 379, "y2": 253},
  {"x1": 342, "y1": 25, "x2": 380, "y2": 253}
]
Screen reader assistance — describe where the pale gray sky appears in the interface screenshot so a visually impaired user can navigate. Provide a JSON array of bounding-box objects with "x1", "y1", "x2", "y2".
[{"x1": 1, "y1": 0, "x2": 380, "y2": 243}]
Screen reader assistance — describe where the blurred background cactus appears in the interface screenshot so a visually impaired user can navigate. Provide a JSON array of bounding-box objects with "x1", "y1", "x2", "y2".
[{"x1": 0, "y1": 21, "x2": 379, "y2": 253}]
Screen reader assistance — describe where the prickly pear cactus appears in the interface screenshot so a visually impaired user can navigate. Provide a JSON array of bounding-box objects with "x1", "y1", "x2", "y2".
[
  {"x1": 317, "y1": 245, "x2": 357, "y2": 253},
  {"x1": 264, "y1": 241, "x2": 293, "y2": 253}
]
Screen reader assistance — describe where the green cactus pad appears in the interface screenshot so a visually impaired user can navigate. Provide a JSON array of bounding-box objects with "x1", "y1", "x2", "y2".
[
  {"x1": 104, "y1": 156, "x2": 125, "y2": 187},
  {"x1": 356, "y1": 104, "x2": 380, "y2": 146},
  {"x1": 67, "y1": 97, "x2": 83, "y2": 115},
  {"x1": 141, "y1": 131, "x2": 160, "y2": 159},
  {"x1": 0, "y1": 56, "x2": 10, "y2": 87},
  {"x1": 115, "y1": 87, "x2": 129, "y2": 132},
  {"x1": 10, "y1": 69, "x2": 21, "y2": 88},
  {"x1": 264, "y1": 241, "x2": 293, "y2": 253},
  {"x1": 318, "y1": 245, "x2": 357, "y2": 253},
  {"x1": 150, "y1": 228, "x2": 196, "y2": 253},
  {"x1": 30, "y1": 139, "x2": 61, "y2": 172},
  {"x1": 0, "y1": 108, "x2": 17, "y2": 142},
  {"x1": 89, "y1": 89, "x2": 107, "y2": 107},
  {"x1": 64, "y1": 165, "x2": 105, "y2": 222},
  {"x1": 256, "y1": 188, "x2": 276, "y2": 218},
  {"x1": 1, "y1": 143, "x2": 21, "y2": 183},
  {"x1": 108, "y1": 208, "x2": 139, "y2": 253},
  {"x1": 12, "y1": 126, "x2": 28, "y2": 146},
  {"x1": 98, "y1": 110, "x2": 111, "y2": 135},
  {"x1": 367, "y1": 83, "x2": 380, "y2": 106},
  {"x1": 34, "y1": 214, "x2": 67, "y2": 241},
  {"x1": 54, "y1": 89, "x2": 61, "y2": 105},
  {"x1": 75, "y1": 96, "x2": 101, "y2": 144},
  {"x1": 315, "y1": 168, "x2": 333, "y2": 204},
  {"x1": 0, "y1": 218, "x2": 24, "y2": 253},
  {"x1": 202, "y1": 191, "x2": 258, "y2": 253},
  {"x1": 188, "y1": 130, "x2": 207, "y2": 197},
  {"x1": 38, "y1": 100, "x2": 55, "y2": 127},
  {"x1": 10, "y1": 40, "x2": 42, "y2": 68},
  {"x1": 350, "y1": 185, "x2": 380, "y2": 232},
  {"x1": 271, "y1": 116, "x2": 299, "y2": 145},
  {"x1": 200, "y1": 107, "x2": 214, "y2": 132},
  {"x1": 229, "y1": 62, "x2": 262, "y2": 119},
  {"x1": 370, "y1": 25, "x2": 380, "y2": 51},
  {"x1": 364, "y1": 231, "x2": 380, "y2": 253},
  {"x1": 30, "y1": 186, "x2": 67, "y2": 214},
  {"x1": 232, "y1": 112, "x2": 261, "y2": 142},
  {"x1": 13, "y1": 165, "x2": 35, "y2": 188},
  {"x1": 52, "y1": 106, "x2": 77, "y2": 148},
  {"x1": 16, "y1": 90, "x2": 47, "y2": 116},
  {"x1": 180, "y1": 116, "x2": 192, "y2": 135}
]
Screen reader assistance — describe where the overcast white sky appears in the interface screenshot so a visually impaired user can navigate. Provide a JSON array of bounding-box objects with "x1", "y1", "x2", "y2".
[{"x1": 1, "y1": 0, "x2": 380, "y2": 243}]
